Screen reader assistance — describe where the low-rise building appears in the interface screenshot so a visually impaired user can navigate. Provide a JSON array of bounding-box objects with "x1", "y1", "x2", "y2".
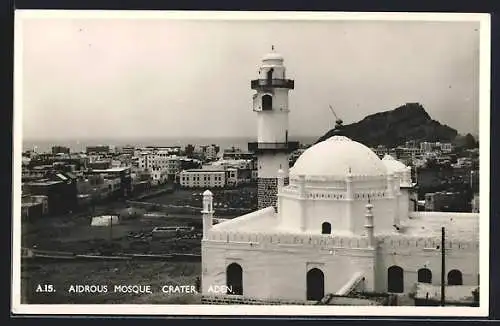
[
  {"x1": 51, "y1": 146, "x2": 70, "y2": 155},
  {"x1": 179, "y1": 166, "x2": 238, "y2": 188},
  {"x1": 23, "y1": 172, "x2": 77, "y2": 216},
  {"x1": 88, "y1": 160, "x2": 112, "y2": 170},
  {"x1": 395, "y1": 146, "x2": 423, "y2": 162},
  {"x1": 420, "y1": 141, "x2": 453, "y2": 154},
  {"x1": 21, "y1": 194, "x2": 48, "y2": 221},
  {"x1": 86, "y1": 145, "x2": 110, "y2": 154},
  {"x1": 224, "y1": 147, "x2": 255, "y2": 161},
  {"x1": 424, "y1": 191, "x2": 470, "y2": 212},
  {"x1": 85, "y1": 167, "x2": 132, "y2": 198},
  {"x1": 211, "y1": 159, "x2": 252, "y2": 184},
  {"x1": 116, "y1": 145, "x2": 135, "y2": 155},
  {"x1": 372, "y1": 145, "x2": 388, "y2": 158}
]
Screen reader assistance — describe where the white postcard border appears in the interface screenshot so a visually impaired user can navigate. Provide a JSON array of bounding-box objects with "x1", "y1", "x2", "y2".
[{"x1": 12, "y1": 10, "x2": 491, "y2": 317}]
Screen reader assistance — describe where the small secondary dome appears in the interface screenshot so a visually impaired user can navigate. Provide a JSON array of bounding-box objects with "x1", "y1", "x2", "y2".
[
  {"x1": 291, "y1": 136, "x2": 387, "y2": 177},
  {"x1": 381, "y1": 154, "x2": 407, "y2": 174}
]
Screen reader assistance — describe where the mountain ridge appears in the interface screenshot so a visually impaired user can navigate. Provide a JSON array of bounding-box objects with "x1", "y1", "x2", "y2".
[{"x1": 316, "y1": 103, "x2": 459, "y2": 147}]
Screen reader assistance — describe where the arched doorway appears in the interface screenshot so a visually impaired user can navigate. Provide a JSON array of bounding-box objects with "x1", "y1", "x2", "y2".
[
  {"x1": 321, "y1": 222, "x2": 331, "y2": 235},
  {"x1": 387, "y1": 265, "x2": 404, "y2": 293},
  {"x1": 306, "y1": 268, "x2": 325, "y2": 301},
  {"x1": 226, "y1": 263, "x2": 243, "y2": 295},
  {"x1": 262, "y1": 94, "x2": 273, "y2": 111},
  {"x1": 417, "y1": 268, "x2": 432, "y2": 284},
  {"x1": 447, "y1": 269, "x2": 463, "y2": 285}
]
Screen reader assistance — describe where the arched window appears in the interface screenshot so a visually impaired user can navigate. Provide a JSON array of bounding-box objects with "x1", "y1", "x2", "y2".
[
  {"x1": 321, "y1": 222, "x2": 331, "y2": 235},
  {"x1": 262, "y1": 95, "x2": 273, "y2": 111},
  {"x1": 266, "y1": 68, "x2": 274, "y2": 81},
  {"x1": 387, "y1": 265, "x2": 404, "y2": 293},
  {"x1": 306, "y1": 268, "x2": 324, "y2": 301},
  {"x1": 226, "y1": 263, "x2": 243, "y2": 295},
  {"x1": 417, "y1": 268, "x2": 432, "y2": 284},
  {"x1": 447, "y1": 269, "x2": 463, "y2": 285}
]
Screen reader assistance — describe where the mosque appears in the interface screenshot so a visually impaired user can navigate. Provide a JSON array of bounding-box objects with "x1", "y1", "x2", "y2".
[{"x1": 200, "y1": 49, "x2": 479, "y2": 303}]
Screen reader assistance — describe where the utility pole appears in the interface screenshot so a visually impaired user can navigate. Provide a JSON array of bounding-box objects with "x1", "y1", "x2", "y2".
[{"x1": 441, "y1": 226, "x2": 446, "y2": 306}]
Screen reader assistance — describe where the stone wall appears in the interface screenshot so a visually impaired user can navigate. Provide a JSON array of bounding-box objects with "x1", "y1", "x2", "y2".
[
  {"x1": 126, "y1": 200, "x2": 252, "y2": 216},
  {"x1": 201, "y1": 295, "x2": 314, "y2": 305},
  {"x1": 258, "y1": 177, "x2": 289, "y2": 210}
]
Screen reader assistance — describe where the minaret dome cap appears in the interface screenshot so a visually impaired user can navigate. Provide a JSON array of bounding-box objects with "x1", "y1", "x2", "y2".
[{"x1": 262, "y1": 46, "x2": 284, "y2": 62}]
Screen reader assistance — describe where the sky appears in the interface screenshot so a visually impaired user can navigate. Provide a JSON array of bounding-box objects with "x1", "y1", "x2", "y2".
[{"x1": 19, "y1": 13, "x2": 482, "y2": 141}]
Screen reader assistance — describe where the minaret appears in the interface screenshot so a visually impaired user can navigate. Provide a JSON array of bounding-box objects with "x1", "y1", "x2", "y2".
[
  {"x1": 201, "y1": 190, "x2": 214, "y2": 240},
  {"x1": 248, "y1": 46, "x2": 298, "y2": 210},
  {"x1": 364, "y1": 200, "x2": 375, "y2": 248}
]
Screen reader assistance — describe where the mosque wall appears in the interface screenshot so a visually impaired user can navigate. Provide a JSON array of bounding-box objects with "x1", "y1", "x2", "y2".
[
  {"x1": 349, "y1": 197, "x2": 397, "y2": 234},
  {"x1": 202, "y1": 229, "x2": 479, "y2": 299},
  {"x1": 278, "y1": 186, "x2": 411, "y2": 234},
  {"x1": 375, "y1": 239, "x2": 480, "y2": 293},
  {"x1": 279, "y1": 196, "x2": 303, "y2": 229},
  {"x1": 202, "y1": 240, "x2": 376, "y2": 300},
  {"x1": 301, "y1": 199, "x2": 350, "y2": 232},
  {"x1": 398, "y1": 191, "x2": 411, "y2": 221}
]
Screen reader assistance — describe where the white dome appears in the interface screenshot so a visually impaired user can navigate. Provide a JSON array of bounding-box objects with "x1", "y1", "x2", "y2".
[
  {"x1": 291, "y1": 136, "x2": 387, "y2": 177},
  {"x1": 381, "y1": 154, "x2": 407, "y2": 174}
]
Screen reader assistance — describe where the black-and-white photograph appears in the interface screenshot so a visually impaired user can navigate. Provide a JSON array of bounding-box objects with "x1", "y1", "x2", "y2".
[{"x1": 12, "y1": 11, "x2": 490, "y2": 316}]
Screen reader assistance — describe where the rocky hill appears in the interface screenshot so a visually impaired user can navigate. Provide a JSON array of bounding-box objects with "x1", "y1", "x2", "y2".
[{"x1": 316, "y1": 103, "x2": 458, "y2": 147}]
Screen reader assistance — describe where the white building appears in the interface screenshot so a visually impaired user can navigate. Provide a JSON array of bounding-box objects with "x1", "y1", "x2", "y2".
[
  {"x1": 440, "y1": 143, "x2": 453, "y2": 153},
  {"x1": 211, "y1": 159, "x2": 253, "y2": 183},
  {"x1": 201, "y1": 136, "x2": 479, "y2": 302},
  {"x1": 420, "y1": 142, "x2": 434, "y2": 153},
  {"x1": 180, "y1": 167, "x2": 238, "y2": 189},
  {"x1": 200, "y1": 51, "x2": 479, "y2": 303},
  {"x1": 136, "y1": 150, "x2": 182, "y2": 184},
  {"x1": 420, "y1": 142, "x2": 453, "y2": 154},
  {"x1": 204, "y1": 145, "x2": 219, "y2": 161}
]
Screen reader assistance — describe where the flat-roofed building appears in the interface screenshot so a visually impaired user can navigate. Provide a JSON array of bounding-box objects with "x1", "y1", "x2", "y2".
[
  {"x1": 86, "y1": 145, "x2": 110, "y2": 154},
  {"x1": 85, "y1": 167, "x2": 132, "y2": 198},
  {"x1": 179, "y1": 166, "x2": 237, "y2": 189},
  {"x1": 23, "y1": 175, "x2": 77, "y2": 216},
  {"x1": 180, "y1": 168, "x2": 226, "y2": 189}
]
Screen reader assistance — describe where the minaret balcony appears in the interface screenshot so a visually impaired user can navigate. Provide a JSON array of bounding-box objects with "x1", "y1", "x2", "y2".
[
  {"x1": 251, "y1": 79, "x2": 295, "y2": 90},
  {"x1": 248, "y1": 141, "x2": 299, "y2": 153}
]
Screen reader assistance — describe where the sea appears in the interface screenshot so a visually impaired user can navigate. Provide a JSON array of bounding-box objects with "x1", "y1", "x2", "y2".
[{"x1": 22, "y1": 136, "x2": 319, "y2": 154}]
